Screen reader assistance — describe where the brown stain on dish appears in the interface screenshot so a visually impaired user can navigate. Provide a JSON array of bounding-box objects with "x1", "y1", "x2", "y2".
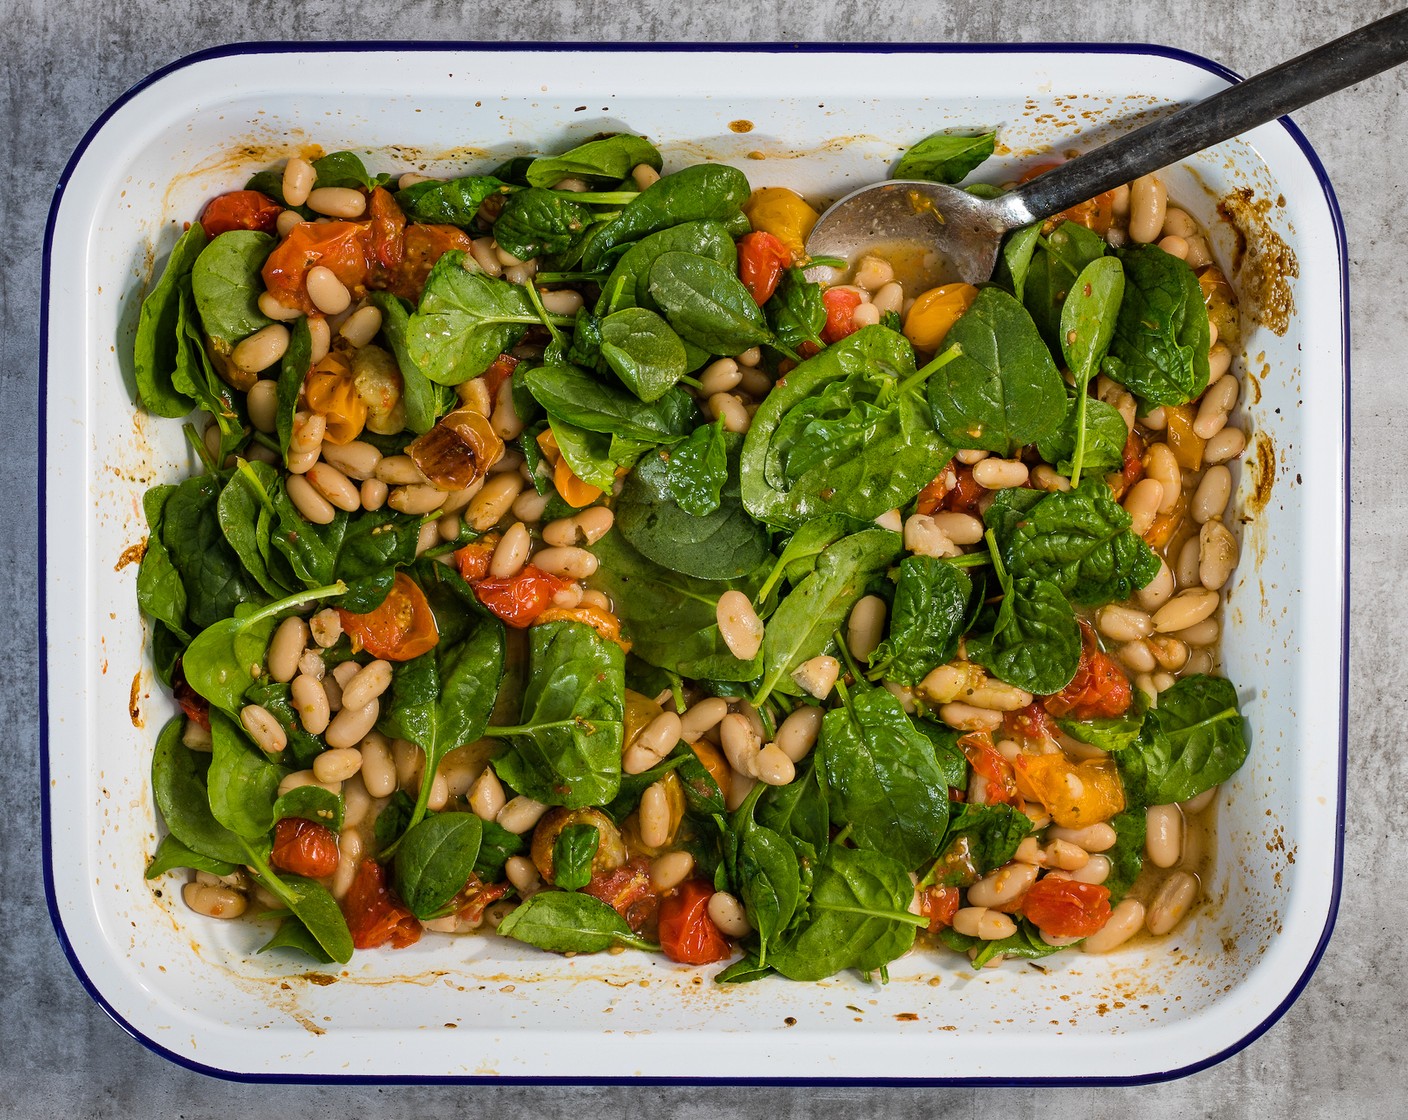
[
  {"x1": 116, "y1": 539, "x2": 146, "y2": 571},
  {"x1": 129, "y1": 671, "x2": 144, "y2": 728},
  {"x1": 728, "y1": 119, "x2": 755, "y2": 134},
  {"x1": 1247, "y1": 431, "x2": 1277, "y2": 515},
  {"x1": 1217, "y1": 187, "x2": 1297, "y2": 337}
]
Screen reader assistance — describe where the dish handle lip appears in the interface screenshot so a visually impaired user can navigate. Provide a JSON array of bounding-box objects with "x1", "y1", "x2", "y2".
[{"x1": 39, "y1": 37, "x2": 1349, "y2": 1086}]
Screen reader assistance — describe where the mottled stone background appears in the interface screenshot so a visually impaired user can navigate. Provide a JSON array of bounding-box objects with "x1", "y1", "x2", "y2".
[{"x1": 6, "y1": 0, "x2": 1403, "y2": 1115}]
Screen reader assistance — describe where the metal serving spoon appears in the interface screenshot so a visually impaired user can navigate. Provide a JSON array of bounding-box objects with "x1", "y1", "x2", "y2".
[{"x1": 805, "y1": 7, "x2": 1408, "y2": 284}]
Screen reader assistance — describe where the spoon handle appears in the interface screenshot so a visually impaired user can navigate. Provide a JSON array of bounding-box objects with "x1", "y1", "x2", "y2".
[{"x1": 1003, "y1": 7, "x2": 1408, "y2": 228}]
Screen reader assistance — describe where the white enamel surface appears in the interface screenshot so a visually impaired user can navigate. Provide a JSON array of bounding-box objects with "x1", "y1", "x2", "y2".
[{"x1": 44, "y1": 46, "x2": 1345, "y2": 1082}]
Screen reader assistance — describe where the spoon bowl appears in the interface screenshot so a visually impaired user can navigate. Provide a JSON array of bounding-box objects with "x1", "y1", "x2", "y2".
[{"x1": 805, "y1": 8, "x2": 1408, "y2": 284}]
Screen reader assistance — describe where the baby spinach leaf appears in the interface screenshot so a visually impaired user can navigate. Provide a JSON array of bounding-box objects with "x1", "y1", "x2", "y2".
[
  {"x1": 258, "y1": 917, "x2": 334, "y2": 964},
  {"x1": 162, "y1": 473, "x2": 270, "y2": 631},
  {"x1": 1035, "y1": 395, "x2": 1129, "y2": 480},
  {"x1": 765, "y1": 268, "x2": 827, "y2": 351},
  {"x1": 913, "y1": 719, "x2": 969, "y2": 792},
  {"x1": 271, "y1": 784, "x2": 343, "y2": 831},
  {"x1": 394, "y1": 175, "x2": 511, "y2": 226},
  {"x1": 866, "y1": 556, "x2": 972, "y2": 686},
  {"x1": 145, "y1": 832, "x2": 237, "y2": 880},
  {"x1": 754, "y1": 528, "x2": 902, "y2": 705},
  {"x1": 150, "y1": 717, "x2": 250, "y2": 866},
  {"x1": 552, "y1": 823, "x2": 601, "y2": 891},
  {"x1": 1103, "y1": 243, "x2": 1211, "y2": 407},
  {"x1": 598, "y1": 307, "x2": 688, "y2": 402},
  {"x1": 991, "y1": 478, "x2": 1161, "y2": 606},
  {"x1": 742, "y1": 326, "x2": 953, "y2": 529},
  {"x1": 496, "y1": 890, "x2": 656, "y2": 954},
  {"x1": 819, "y1": 684, "x2": 951, "y2": 866},
  {"x1": 582, "y1": 163, "x2": 751, "y2": 271},
  {"x1": 174, "y1": 280, "x2": 246, "y2": 460},
  {"x1": 191, "y1": 230, "x2": 275, "y2": 353},
  {"x1": 366, "y1": 291, "x2": 452, "y2": 434},
  {"x1": 1022, "y1": 221, "x2": 1110, "y2": 355},
  {"x1": 546, "y1": 417, "x2": 628, "y2": 493},
  {"x1": 526, "y1": 133, "x2": 662, "y2": 188},
  {"x1": 892, "y1": 129, "x2": 996, "y2": 183},
  {"x1": 941, "y1": 802, "x2": 1033, "y2": 874},
  {"x1": 927, "y1": 285, "x2": 1065, "y2": 455},
  {"x1": 757, "y1": 757, "x2": 830, "y2": 855},
  {"x1": 134, "y1": 223, "x2": 210, "y2": 416},
  {"x1": 648, "y1": 251, "x2": 771, "y2": 354},
  {"x1": 181, "y1": 582, "x2": 345, "y2": 715},
  {"x1": 967, "y1": 573, "x2": 1081, "y2": 696},
  {"x1": 1102, "y1": 806, "x2": 1148, "y2": 904},
  {"x1": 407, "y1": 252, "x2": 538, "y2": 384},
  {"x1": 522, "y1": 363, "x2": 696, "y2": 443},
  {"x1": 274, "y1": 316, "x2": 312, "y2": 457},
  {"x1": 310, "y1": 150, "x2": 384, "y2": 190},
  {"x1": 137, "y1": 485, "x2": 192, "y2": 643},
  {"x1": 588, "y1": 531, "x2": 766, "y2": 681},
  {"x1": 207, "y1": 709, "x2": 285, "y2": 840},
  {"x1": 1058, "y1": 693, "x2": 1149, "y2": 753},
  {"x1": 753, "y1": 515, "x2": 852, "y2": 606},
  {"x1": 616, "y1": 430, "x2": 771, "y2": 580},
  {"x1": 1057, "y1": 255, "x2": 1127, "y2": 483},
  {"x1": 493, "y1": 187, "x2": 594, "y2": 260},
  {"x1": 489, "y1": 620, "x2": 625, "y2": 808},
  {"x1": 474, "y1": 820, "x2": 525, "y2": 882},
  {"x1": 939, "y1": 918, "x2": 1065, "y2": 968},
  {"x1": 394, "y1": 813, "x2": 485, "y2": 919},
  {"x1": 656, "y1": 418, "x2": 728, "y2": 517},
  {"x1": 217, "y1": 462, "x2": 290, "y2": 599},
  {"x1": 378, "y1": 562, "x2": 505, "y2": 836},
  {"x1": 252, "y1": 866, "x2": 353, "y2": 964},
  {"x1": 597, "y1": 219, "x2": 738, "y2": 316},
  {"x1": 767, "y1": 846, "x2": 922, "y2": 982},
  {"x1": 1125, "y1": 675, "x2": 1247, "y2": 805},
  {"x1": 993, "y1": 223, "x2": 1042, "y2": 303},
  {"x1": 735, "y1": 815, "x2": 802, "y2": 968}
]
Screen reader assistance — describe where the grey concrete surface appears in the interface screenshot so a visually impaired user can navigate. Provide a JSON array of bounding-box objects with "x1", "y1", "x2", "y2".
[{"x1": 6, "y1": 0, "x2": 1404, "y2": 1115}]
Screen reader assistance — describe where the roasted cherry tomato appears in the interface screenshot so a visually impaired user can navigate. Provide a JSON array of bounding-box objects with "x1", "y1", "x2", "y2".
[
  {"x1": 270, "y1": 816, "x2": 340, "y2": 878},
  {"x1": 1019, "y1": 160, "x2": 1116, "y2": 235},
  {"x1": 474, "y1": 565, "x2": 570, "y2": 629},
  {"x1": 1004, "y1": 702, "x2": 1057, "y2": 745},
  {"x1": 303, "y1": 354, "x2": 369, "y2": 444},
  {"x1": 372, "y1": 222, "x2": 474, "y2": 303},
  {"x1": 481, "y1": 353, "x2": 519, "y2": 400},
  {"x1": 821, "y1": 287, "x2": 863, "y2": 344},
  {"x1": 1012, "y1": 753, "x2": 1125, "y2": 829},
  {"x1": 533, "y1": 605, "x2": 629, "y2": 651},
  {"x1": 917, "y1": 885, "x2": 961, "y2": 931},
  {"x1": 960, "y1": 732, "x2": 1019, "y2": 806},
  {"x1": 450, "y1": 876, "x2": 510, "y2": 924},
  {"x1": 903, "y1": 282, "x2": 978, "y2": 351},
  {"x1": 365, "y1": 186, "x2": 406, "y2": 270},
  {"x1": 914, "y1": 470, "x2": 953, "y2": 516},
  {"x1": 171, "y1": 659, "x2": 210, "y2": 731},
  {"x1": 582, "y1": 857, "x2": 657, "y2": 934},
  {"x1": 454, "y1": 533, "x2": 499, "y2": 583},
  {"x1": 199, "y1": 190, "x2": 282, "y2": 238},
  {"x1": 262, "y1": 220, "x2": 371, "y2": 314},
  {"x1": 535, "y1": 428, "x2": 604, "y2": 508},
  {"x1": 940, "y1": 463, "x2": 985, "y2": 515},
  {"x1": 1043, "y1": 624, "x2": 1133, "y2": 720},
  {"x1": 1116, "y1": 428, "x2": 1146, "y2": 498},
  {"x1": 1021, "y1": 877, "x2": 1113, "y2": 938},
  {"x1": 688, "y1": 739, "x2": 732, "y2": 802},
  {"x1": 737, "y1": 230, "x2": 791, "y2": 305},
  {"x1": 343, "y1": 858, "x2": 422, "y2": 950},
  {"x1": 657, "y1": 879, "x2": 732, "y2": 965},
  {"x1": 337, "y1": 571, "x2": 439, "y2": 661}
]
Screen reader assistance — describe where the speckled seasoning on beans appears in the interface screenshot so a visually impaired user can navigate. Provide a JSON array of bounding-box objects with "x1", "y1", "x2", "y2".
[{"x1": 134, "y1": 126, "x2": 1250, "y2": 978}]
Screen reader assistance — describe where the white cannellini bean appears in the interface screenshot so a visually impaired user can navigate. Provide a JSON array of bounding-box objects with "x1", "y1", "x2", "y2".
[
  {"x1": 791, "y1": 655, "x2": 840, "y2": 699},
  {"x1": 716, "y1": 590, "x2": 764, "y2": 660}
]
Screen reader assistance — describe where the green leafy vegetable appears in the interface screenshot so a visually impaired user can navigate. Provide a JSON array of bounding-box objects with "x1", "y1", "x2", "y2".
[
  {"x1": 494, "y1": 187, "x2": 595, "y2": 260},
  {"x1": 407, "y1": 253, "x2": 544, "y2": 384},
  {"x1": 496, "y1": 891, "x2": 655, "y2": 953},
  {"x1": 893, "y1": 129, "x2": 996, "y2": 183},
  {"x1": 867, "y1": 556, "x2": 973, "y2": 686},
  {"x1": 552, "y1": 823, "x2": 601, "y2": 891},
  {"x1": 394, "y1": 813, "x2": 485, "y2": 919},
  {"x1": 394, "y1": 175, "x2": 510, "y2": 225},
  {"x1": 1103, "y1": 244, "x2": 1211, "y2": 407},
  {"x1": 526, "y1": 133, "x2": 662, "y2": 189},
  {"x1": 190, "y1": 230, "x2": 275, "y2": 354},
  {"x1": 134, "y1": 224, "x2": 210, "y2": 416}
]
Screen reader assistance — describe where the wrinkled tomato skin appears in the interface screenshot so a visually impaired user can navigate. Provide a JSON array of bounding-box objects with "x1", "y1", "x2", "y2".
[
  {"x1": 657, "y1": 879, "x2": 732, "y2": 965},
  {"x1": 365, "y1": 187, "x2": 406, "y2": 270},
  {"x1": 918, "y1": 885, "x2": 961, "y2": 931},
  {"x1": 374, "y1": 223, "x2": 474, "y2": 303},
  {"x1": 1019, "y1": 161, "x2": 1116, "y2": 235},
  {"x1": 960, "y1": 732, "x2": 1019, "y2": 806},
  {"x1": 481, "y1": 353, "x2": 519, "y2": 400},
  {"x1": 1044, "y1": 625, "x2": 1133, "y2": 720},
  {"x1": 737, "y1": 231, "x2": 791, "y2": 305},
  {"x1": 262, "y1": 220, "x2": 371, "y2": 313},
  {"x1": 940, "y1": 464, "x2": 985, "y2": 515},
  {"x1": 199, "y1": 190, "x2": 282, "y2": 238},
  {"x1": 1021, "y1": 877, "x2": 1112, "y2": 938},
  {"x1": 474, "y1": 565, "x2": 569, "y2": 629},
  {"x1": 270, "y1": 817, "x2": 340, "y2": 878},
  {"x1": 1005, "y1": 702, "x2": 1057, "y2": 745},
  {"x1": 582, "y1": 857, "x2": 657, "y2": 935},
  {"x1": 1118, "y1": 429, "x2": 1146, "y2": 495},
  {"x1": 454, "y1": 536, "x2": 498, "y2": 583},
  {"x1": 343, "y1": 859, "x2": 422, "y2": 950},
  {"x1": 821, "y1": 287, "x2": 863, "y2": 344},
  {"x1": 171, "y1": 661, "x2": 210, "y2": 731},
  {"x1": 337, "y1": 571, "x2": 439, "y2": 661}
]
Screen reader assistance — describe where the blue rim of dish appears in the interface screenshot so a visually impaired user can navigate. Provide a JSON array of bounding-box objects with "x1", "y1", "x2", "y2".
[{"x1": 40, "y1": 38, "x2": 1350, "y2": 1087}]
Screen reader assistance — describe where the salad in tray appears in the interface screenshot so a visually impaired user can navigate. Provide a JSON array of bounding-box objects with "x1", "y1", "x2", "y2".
[{"x1": 134, "y1": 126, "x2": 1250, "y2": 980}]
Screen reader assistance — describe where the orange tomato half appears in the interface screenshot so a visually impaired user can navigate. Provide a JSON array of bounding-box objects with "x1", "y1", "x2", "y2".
[{"x1": 337, "y1": 571, "x2": 439, "y2": 661}]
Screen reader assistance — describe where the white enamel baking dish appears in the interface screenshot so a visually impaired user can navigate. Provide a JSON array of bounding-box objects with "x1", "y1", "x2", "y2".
[{"x1": 42, "y1": 43, "x2": 1347, "y2": 1083}]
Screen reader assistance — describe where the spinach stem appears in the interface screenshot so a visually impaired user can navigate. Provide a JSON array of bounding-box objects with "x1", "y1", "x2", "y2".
[
  {"x1": 553, "y1": 190, "x2": 638, "y2": 205},
  {"x1": 184, "y1": 421, "x2": 219, "y2": 476},
  {"x1": 522, "y1": 280, "x2": 566, "y2": 346},
  {"x1": 901, "y1": 342, "x2": 963, "y2": 396},
  {"x1": 535, "y1": 270, "x2": 605, "y2": 284},
  {"x1": 1070, "y1": 377, "x2": 1092, "y2": 487},
  {"x1": 234, "y1": 458, "x2": 277, "y2": 515},
  {"x1": 943, "y1": 553, "x2": 992, "y2": 570}
]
